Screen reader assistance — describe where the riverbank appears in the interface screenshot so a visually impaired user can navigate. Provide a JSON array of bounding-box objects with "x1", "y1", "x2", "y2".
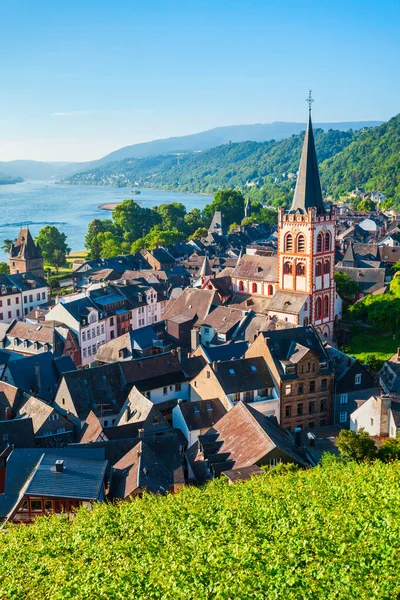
[{"x1": 99, "y1": 201, "x2": 141, "y2": 211}]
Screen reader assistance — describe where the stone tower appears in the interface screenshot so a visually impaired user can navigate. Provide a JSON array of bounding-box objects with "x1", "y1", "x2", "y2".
[{"x1": 9, "y1": 227, "x2": 45, "y2": 277}]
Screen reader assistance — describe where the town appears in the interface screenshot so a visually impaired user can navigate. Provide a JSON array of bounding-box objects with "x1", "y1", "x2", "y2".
[{"x1": 0, "y1": 107, "x2": 398, "y2": 525}]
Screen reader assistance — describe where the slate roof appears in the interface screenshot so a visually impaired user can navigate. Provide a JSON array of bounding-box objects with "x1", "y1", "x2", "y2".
[
  {"x1": 0, "y1": 417, "x2": 35, "y2": 447},
  {"x1": 290, "y1": 112, "x2": 325, "y2": 215},
  {"x1": 211, "y1": 357, "x2": 274, "y2": 394},
  {"x1": 201, "y1": 306, "x2": 244, "y2": 335},
  {"x1": 335, "y1": 266, "x2": 386, "y2": 294},
  {"x1": 17, "y1": 395, "x2": 72, "y2": 435},
  {"x1": 179, "y1": 399, "x2": 227, "y2": 431},
  {"x1": 231, "y1": 255, "x2": 278, "y2": 282},
  {"x1": 10, "y1": 228, "x2": 42, "y2": 260},
  {"x1": 80, "y1": 410, "x2": 105, "y2": 443},
  {"x1": 162, "y1": 288, "x2": 219, "y2": 324},
  {"x1": 119, "y1": 351, "x2": 182, "y2": 386},
  {"x1": 0, "y1": 382, "x2": 22, "y2": 420},
  {"x1": 200, "y1": 341, "x2": 249, "y2": 362}
]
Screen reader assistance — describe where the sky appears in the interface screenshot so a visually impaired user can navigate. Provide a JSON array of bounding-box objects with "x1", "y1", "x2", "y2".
[{"x1": 0, "y1": 0, "x2": 399, "y2": 163}]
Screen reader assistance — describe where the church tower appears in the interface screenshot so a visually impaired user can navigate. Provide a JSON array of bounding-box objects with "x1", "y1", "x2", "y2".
[
  {"x1": 9, "y1": 227, "x2": 44, "y2": 278},
  {"x1": 277, "y1": 93, "x2": 339, "y2": 338}
]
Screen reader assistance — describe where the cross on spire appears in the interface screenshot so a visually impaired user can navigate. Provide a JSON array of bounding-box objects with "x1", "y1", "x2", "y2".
[{"x1": 306, "y1": 89, "x2": 314, "y2": 112}]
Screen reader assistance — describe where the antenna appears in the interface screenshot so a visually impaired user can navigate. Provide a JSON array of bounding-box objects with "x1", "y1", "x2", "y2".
[{"x1": 306, "y1": 89, "x2": 314, "y2": 112}]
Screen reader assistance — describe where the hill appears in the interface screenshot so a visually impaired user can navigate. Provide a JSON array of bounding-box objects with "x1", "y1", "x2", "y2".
[
  {"x1": 1, "y1": 460, "x2": 400, "y2": 599},
  {"x1": 67, "y1": 127, "x2": 359, "y2": 195},
  {"x1": 320, "y1": 114, "x2": 400, "y2": 206},
  {"x1": 0, "y1": 120, "x2": 380, "y2": 181},
  {"x1": 0, "y1": 173, "x2": 23, "y2": 185}
]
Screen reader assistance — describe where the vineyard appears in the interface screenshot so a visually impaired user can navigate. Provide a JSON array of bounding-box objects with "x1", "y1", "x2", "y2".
[{"x1": 1, "y1": 459, "x2": 400, "y2": 599}]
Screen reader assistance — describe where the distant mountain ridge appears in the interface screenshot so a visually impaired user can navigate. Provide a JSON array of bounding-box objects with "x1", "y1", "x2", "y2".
[{"x1": 0, "y1": 120, "x2": 382, "y2": 180}]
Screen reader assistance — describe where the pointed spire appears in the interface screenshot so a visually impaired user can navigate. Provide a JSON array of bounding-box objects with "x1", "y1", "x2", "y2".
[
  {"x1": 200, "y1": 254, "x2": 213, "y2": 277},
  {"x1": 290, "y1": 93, "x2": 325, "y2": 215}
]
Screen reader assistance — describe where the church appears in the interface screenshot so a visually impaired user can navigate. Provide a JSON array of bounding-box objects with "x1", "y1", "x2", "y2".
[{"x1": 228, "y1": 102, "x2": 342, "y2": 339}]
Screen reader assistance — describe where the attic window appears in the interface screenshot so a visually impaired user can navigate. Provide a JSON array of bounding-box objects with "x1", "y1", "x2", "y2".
[
  {"x1": 250, "y1": 365, "x2": 257, "y2": 372},
  {"x1": 36, "y1": 326, "x2": 42, "y2": 331},
  {"x1": 306, "y1": 339, "x2": 313, "y2": 346},
  {"x1": 229, "y1": 368, "x2": 235, "y2": 375},
  {"x1": 188, "y1": 305, "x2": 192, "y2": 309},
  {"x1": 206, "y1": 403, "x2": 212, "y2": 411},
  {"x1": 83, "y1": 379, "x2": 88, "y2": 386},
  {"x1": 193, "y1": 405, "x2": 200, "y2": 414}
]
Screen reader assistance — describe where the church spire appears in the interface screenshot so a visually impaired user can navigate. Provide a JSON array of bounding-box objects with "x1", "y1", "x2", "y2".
[{"x1": 290, "y1": 91, "x2": 325, "y2": 215}]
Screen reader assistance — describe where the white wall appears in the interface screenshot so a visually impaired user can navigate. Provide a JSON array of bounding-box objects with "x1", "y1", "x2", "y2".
[{"x1": 144, "y1": 382, "x2": 190, "y2": 405}]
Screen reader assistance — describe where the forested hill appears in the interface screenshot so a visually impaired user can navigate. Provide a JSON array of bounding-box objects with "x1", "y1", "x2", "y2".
[
  {"x1": 66, "y1": 127, "x2": 359, "y2": 194},
  {"x1": 320, "y1": 114, "x2": 400, "y2": 203}
]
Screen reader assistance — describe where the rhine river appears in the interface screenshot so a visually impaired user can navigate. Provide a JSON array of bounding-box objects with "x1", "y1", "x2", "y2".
[{"x1": 0, "y1": 181, "x2": 210, "y2": 261}]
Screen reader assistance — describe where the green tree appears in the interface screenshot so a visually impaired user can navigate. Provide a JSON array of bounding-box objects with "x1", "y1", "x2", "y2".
[
  {"x1": 188, "y1": 227, "x2": 208, "y2": 241},
  {"x1": 241, "y1": 216, "x2": 258, "y2": 226},
  {"x1": 378, "y1": 438, "x2": 400, "y2": 462},
  {"x1": 85, "y1": 219, "x2": 114, "y2": 258},
  {"x1": 203, "y1": 189, "x2": 245, "y2": 229},
  {"x1": 112, "y1": 199, "x2": 161, "y2": 243},
  {"x1": 0, "y1": 262, "x2": 10, "y2": 274},
  {"x1": 35, "y1": 226, "x2": 70, "y2": 274},
  {"x1": 184, "y1": 209, "x2": 206, "y2": 235},
  {"x1": 228, "y1": 222, "x2": 240, "y2": 233},
  {"x1": 336, "y1": 428, "x2": 377, "y2": 462},
  {"x1": 1, "y1": 239, "x2": 14, "y2": 254},
  {"x1": 95, "y1": 232, "x2": 121, "y2": 259},
  {"x1": 153, "y1": 203, "x2": 187, "y2": 232},
  {"x1": 334, "y1": 272, "x2": 361, "y2": 300},
  {"x1": 358, "y1": 198, "x2": 377, "y2": 212},
  {"x1": 143, "y1": 226, "x2": 185, "y2": 250}
]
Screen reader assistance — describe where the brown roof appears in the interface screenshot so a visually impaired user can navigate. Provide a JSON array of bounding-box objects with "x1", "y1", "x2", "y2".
[
  {"x1": 120, "y1": 352, "x2": 182, "y2": 385},
  {"x1": 0, "y1": 382, "x2": 21, "y2": 420},
  {"x1": 7, "y1": 321, "x2": 55, "y2": 344},
  {"x1": 112, "y1": 441, "x2": 142, "y2": 497},
  {"x1": 162, "y1": 288, "x2": 219, "y2": 324},
  {"x1": 179, "y1": 399, "x2": 227, "y2": 431},
  {"x1": 231, "y1": 255, "x2": 278, "y2": 282},
  {"x1": 201, "y1": 306, "x2": 244, "y2": 334},
  {"x1": 80, "y1": 410, "x2": 105, "y2": 443}
]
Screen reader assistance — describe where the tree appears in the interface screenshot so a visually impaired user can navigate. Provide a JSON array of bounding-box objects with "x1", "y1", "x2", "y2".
[
  {"x1": 1, "y1": 239, "x2": 14, "y2": 254},
  {"x1": 202, "y1": 189, "x2": 245, "y2": 229},
  {"x1": 95, "y1": 232, "x2": 121, "y2": 259},
  {"x1": 85, "y1": 219, "x2": 114, "y2": 259},
  {"x1": 142, "y1": 226, "x2": 185, "y2": 250},
  {"x1": 228, "y1": 222, "x2": 240, "y2": 233},
  {"x1": 112, "y1": 200, "x2": 161, "y2": 243},
  {"x1": 0, "y1": 262, "x2": 10, "y2": 274},
  {"x1": 336, "y1": 428, "x2": 377, "y2": 462},
  {"x1": 35, "y1": 226, "x2": 70, "y2": 274},
  {"x1": 188, "y1": 227, "x2": 208, "y2": 241},
  {"x1": 241, "y1": 216, "x2": 258, "y2": 226},
  {"x1": 153, "y1": 203, "x2": 187, "y2": 232},
  {"x1": 358, "y1": 198, "x2": 377, "y2": 212},
  {"x1": 334, "y1": 272, "x2": 361, "y2": 300},
  {"x1": 378, "y1": 438, "x2": 400, "y2": 462},
  {"x1": 184, "y1": 209, "x2": 206, "y2": 236}
]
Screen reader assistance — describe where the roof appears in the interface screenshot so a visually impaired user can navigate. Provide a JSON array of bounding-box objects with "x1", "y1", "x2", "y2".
[
  {"x1": 5, "y1": 321, "x2": 55, "y2": 344},
  {"x1": 145, "y1": 248, "x2": 175, "y2": 265},
  {"x1": 201, "y1": 306, "x2": 244, "y2": 335},
  {"x1": 10, "y1": 227, "x2": 42, "y2": 260},
  {"x1": 201, "y1": 341, "x2": 248, "y2": 363},
  {"x1": 266, "y1": 290, "x2": 308, "y2": 314},
  {"x1": 79, "y1": 411, "x2": 105, "y2": 443},
  {"x1": 162, "y1": 288, "x2": 219, "y2": 324},
  {"x1": 211, "y1": 357, "x2": 274, "y2": 394},
  {"x1": 231, "y1": 255, "x2": 278, "y2": 282},
  {"x1": 223, "y1": 465, "x2": 264, "y2": 483},
  {"x1": 290, "y1": 111, "x2": 325, "y2": 215},
  {"x1": 17, "y1": 395, "x2": 71, "y2": 434},
  {"x1": 335, "y1": 266, "x2": 386, "y2": 294},
  {"x1": 119, "y1": 351, "x2": 182, "y2": 386},
  {"x1": 0, "y1": 417, "x2": 35, "y2": 447},
  {"x1": 199, "y1": 255, "x2": 213, "y2": 277},
  {"x1": 179, "y1": 399, "x2": 227, "y2": 431}
]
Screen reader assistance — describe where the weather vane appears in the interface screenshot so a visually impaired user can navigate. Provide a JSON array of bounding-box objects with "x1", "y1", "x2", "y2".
[{"x1": 306, "y1": 89, "x2": 314, "y2": 112}]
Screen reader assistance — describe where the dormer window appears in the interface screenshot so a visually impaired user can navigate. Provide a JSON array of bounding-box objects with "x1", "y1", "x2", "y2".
[{"x1": 229, "y1": 368, "x2": 235, "y2": 375}]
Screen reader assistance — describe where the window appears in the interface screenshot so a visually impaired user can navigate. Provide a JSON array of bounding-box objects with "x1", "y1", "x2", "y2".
[
  {"x1": 324, "y1": 295, "x2": 329, "y2": 317},
  {"x1": 206, "y1": 370, "x2": 211, "y2": 379},
  {"x1": 30, "y1": 499, "x2": 43, "y2": 512},
  {"x1": 250, "y1": 365, "x2": 257, "y2": 372},
  {"x1": 37, "y1": 293, "x2": 40, "y2": 301},
  {"x1": 283, "y1": 261, "x2": 293, "y2": 275},
  {"x1": 320, "y1": 399, "x2": 326, "y2": 411},
  {"x1": 104, "y1": 420, "x2": 108, "y2": 427},
  {"x1": 296, "y1": 263, "x2": 305, "y2": 276},
  {"x1": 92, "y1": 345, "x2": 96, "y2": 355},
  {"x1": 370, "y1": 418, "x2": 374, "y2": 426},
  {"x1": 175, "y1": 383, "x2": 181, "y2": 392},
  {"x1": 309, "y1": 381, "x2": 315, "y2": 393},
  {"x1": 163, "y1": 386, "x2": 167, "y2": 396},
  {"x1": 23, "y1": 296, "x2": 27, "y2": 304},
  {"x1": 325, "y1": 232, "x2": 331, "y2": 252},
  {"x1": 268, "y1": 284, "x2": 273, "y2": 296},
  {"x1": 316, "y1": 262, "x2": 322, "y2": 276},
  {"x1": 97, "y1": 326, "x2": 100, "y2": 336},
  {"x1": 16, "y1": 310, "x2": 20, "y2": 317},
  {"x1": 297, "y1": 403, "x2": 303, "y2": 416},
  {"x1": 317, "y1": 233, "x2": 323, "y2": 253},
  {"x1": 297, "y1": 234, "x2": 305, "y2": 253},
  {"x1": 315, "y1": 297, "x2": 322, "y2": 319},
  {"x1": 252, "y1": 282, "x2": 258, "y2": 294},
  {"x1": 42, "y1": 292, "x2": 46, "y2": 300},
  {"x1": 7, "y1": 299, "x2": 10, "y2": 306},
  {"x1": 309, "y1": 401, "x2": 315, "y2": 414},
  {"x1": 88, "y1": 347, "x2": 92, "y2": 356},
  {"x1": 45, "y1": 500, "x2": 52, "y2": 512},
  {"x1": 340, "y1": 393, "x2": 348, "y2": 405},
  {"x1": 83, "y1": 348, "x2": 87, "y2": 358},
  {"x1": 234, "y1": 392, "x2": 240, "y2": 402},
  {"x1": 245, "y1": 390, "x2": 254, "y2": 402},
  {"x1": 324, "y1": 260, "x2": 330, "y2": 274},
  {"x1": 101, "y1": 324, "x2": 105, "y2": 334},
  {"x1": 62, "y1": 398, "x2": 65, "y2": 405},
  {"x1": 269, "y1": 458, "x2": 282, "y2": 466},
  {"x1": 355, "y1": 373, "x2": 362, "y2": 385},
  {"x1": 298, "y1": 384, "x2": 304, "y2": 394},
  {"x1": 152, "y1": 415, "x2": 159, "y2": 425},
  {"x1": 8, "y1": 311, "x2": 11, "y2": 319},
  {"x1": 87, "y1": 330, "x2": 91, "y2": 340},
  {"x1": 339, "y1": 412, "x2": 347, "y2": 423},
  {"x1": 321, "y1": 379, "x2": 327, "y2": 392},
  {"x1": 285, "y1": 384, "x2": 291, "y2": 395},
  {"x1": 2, "y1": 434, "x2": 8, "y2": 441},
  {"x1": 92, "y1": 328, "x2": 95, "y2": 338},
  {"x1": 0, "y1": 300, "x2": 2, "y2": 307},
  {"x1": 285, "y1": 233, "x2": 293, "y2": 252},
  {"x1": 110, "y1": 317, "x2": 114, "y2": 326},
  {"x1": 15, "y1": 297, "x2": 19, "y2": 304},
  {"x1": 82, "y1": 332, "x2": 86, "y2": 342},
  {"x1": 57, "y1": 428, "x2": 66, "y2": 434},
  {"x1": 29, "y1": 294, "x2": 33, "y2": 302},
  {"x1": 229, "y1": 368, "x2": 235, "y2": 375},
  {"x1": 303, "y1": 317, "x2": 309, "y2": 326},
  {"x1": 285, "y1": 405, "x2": 291, "y2": 417}
]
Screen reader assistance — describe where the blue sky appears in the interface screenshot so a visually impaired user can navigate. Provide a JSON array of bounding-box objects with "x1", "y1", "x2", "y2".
[{"x1": 0, "y1": 0, "x2": 399, "y2": 162}]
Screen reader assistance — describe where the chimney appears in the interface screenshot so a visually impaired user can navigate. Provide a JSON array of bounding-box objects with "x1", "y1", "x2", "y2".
[
  {"x1": 5, "y1": 407, "x2": 12, "y2": 421},
  {"x1": 294, "y1": 427, "x2": 302, "y2": 447},
  {"x1": 138, "y1": 428, "x2": 144, "y2": 439},
  {"x1": 191, "y1": 329, "x2": 200, "y2": 352},
  {"x1": 55, "y1": 459, "x2": 64, "y2": 473},
  {"x1": 125, "y1": 406, "x2": 131, "y2": 422},
  {"x1": 176, "y1": 347, "x2": 182, "y2": 363},
  {"x1": 34, "y1": 362, "x2": 41, "y2": 394}
]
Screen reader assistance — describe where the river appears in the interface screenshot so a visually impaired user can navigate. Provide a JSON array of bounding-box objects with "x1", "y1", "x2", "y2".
[{"x1": 0, "y1": 181, "x2": 210, "y2": 261}]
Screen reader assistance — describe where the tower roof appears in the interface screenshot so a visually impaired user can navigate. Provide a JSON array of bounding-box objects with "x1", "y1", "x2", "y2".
[
  {"x1": 200, "y1": 255, "x2": 213, "y2": 277},
  {"x1": 290, "y1": 109, "x2": 325, "y2": 215},
  {"x1": 10, "y1": 227, "x2": 42, "y2": 260}
]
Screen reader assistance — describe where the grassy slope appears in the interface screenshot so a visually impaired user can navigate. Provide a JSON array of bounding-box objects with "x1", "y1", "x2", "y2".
[
  {"x1": 344, "y1": 325, "x2": 399, "y2": 364},
  {"x1": 1, "y1": 460, "x2": 400, "y2": 599}
]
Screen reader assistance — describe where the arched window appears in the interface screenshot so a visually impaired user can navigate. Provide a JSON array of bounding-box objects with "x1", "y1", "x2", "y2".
[
  {"x1": 283, "y1": 261, "x2": 293, "y2": 275},
  {"x1": 239, "y1": 280, "x2": 244, "y2": 292},
  {"x1": 316, "y1": 262, "x2": 322, "y2": 276},
  {"x1": 324, "y1": 260, "x2": 330, "y2": 274},
  {"x1": 324, "y1": 295, "x2": 329, "y2": 317},
  {"x1": 317, "y1": 233, "x2": 323, "y2": 253},
  {"x1": 296, "y1": 263, "x2": 305, "y2": 276},
  {"x1": 252, "y1": 282, "x2": 258, "y2": 294},
  {"x1": 268, "y1": 284, "x2": 273, "y2": 296},
  {"x1": 325, "y1": 232, "x2": 331, "y2": 252},
  {"x1": 315, "y1": 297, "x2": 322, "y2": 319},
  {"x1": 285, "y1": 233, "x2": 293, "y2": 252},
  {"x1": 297, "y1": 234, "x2": 305, "y2": 253},
  {"x1": 303, "y1": 317, "x2": 309, "y2": 326}
]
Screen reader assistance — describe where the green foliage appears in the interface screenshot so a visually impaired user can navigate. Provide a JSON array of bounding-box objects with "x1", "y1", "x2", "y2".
[
  {"x1": 358, "y1": 198, "x2": 377, "y2": 212},
  {"x1": 84, "y1": 218, "x2": 115, "y2": 259},
  {"x1": 320, "y1": 114, "x2": 400, "y2": 205},
  {"x1": 228, "y1": 222, "x2": 240, "y2": 233},
  {"x1": 112, "y1": 199, "x2": 162, "y2": 243},
  {"x1": 35, "y1": 226, "x2": 70, "y2": 275},
  {"x1": 341, "y1": 325, "x2": 399, "y2": 366},
  {"x1": 0, "y1": 174, "x2": 23, "y2": 185},
  {"x1": 203, "y1": 189, "x2": 245, "y2": 228},
  {"x1": 153, "y1": 202, "x2": 187, "y2": 232},
  {"x1": 378, "y1": 438, "x2": 400, "y2": 462},
  {"x1": 336, "y1": 428, "x2": 377, "y2": 462},
  {"x1": 1, "y1": 238, "x2": 14, "y2": 254},
  {"x1": 334, "y1": 272, "x2": 361, "y2": 299},
  {"x1": 0, "y1": 262, "x2": 10, "y2": 274},
  {"x1": 362, "y1": 353, "x2": 385, "y2": 373},
  {"x1": 187, "y1": 227, "x2": 208, "y2": 241},
  {"x1": 140, "y1": 226, "x2": 185, "y2": 250},
  {"x1": 1, "y1": 461, "x2": 400, "y2": 598}
]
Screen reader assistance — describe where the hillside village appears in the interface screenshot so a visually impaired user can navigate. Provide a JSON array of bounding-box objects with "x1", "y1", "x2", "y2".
[{"x1": 1, "y1": 109, "x2": 400, "y2": 525}]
